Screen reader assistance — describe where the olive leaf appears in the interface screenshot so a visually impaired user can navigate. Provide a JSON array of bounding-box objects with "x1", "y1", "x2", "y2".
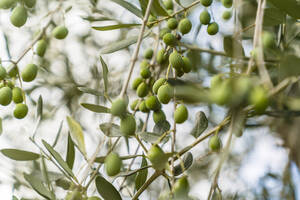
[
  {"x1": 135, "y1": 157, "x2": 148, "y2": 190},
  {"x1": 95, "y1": 176, "x2": 122, "y2": 200},
  {"x1": 111, "y1": 0, "x2": 143, "y2": 19},
  {"x1": 1, "y1": 149, "x2": 40, "y2": 161},
  {"x1": 190, "y1": 111, "x2": 208, "y2": 138},
  {"x1": 138, "y1": 131, "x2": 165, "y2": 143},
  {"x1": 139, "y1": 0, "x2": 169, "y2": 17},
  {"x1": 55, "y1": 178, "x2": 71, "y2": 190},
  {"x1": 99, "y1": 123, "x2": 123, "y2": 137},
  {"x1": 153, "y1": 120, "x2": 170, "y2": 134},
  {"x1": 81, "y1": 103, "x2": 110, "y2": 113},
  {"x1": 269, "y1": 0, "x2": 300, "y2": 19},
  {"x1": 36, "y1": 95, "x2": 43, "y2": 119},
  {"x1": 40, "y1": 157, "x2": 52, "y2": 194},
  {"x1": 77, "y1": 86, "x2": 103, "y2": 96},
  {"x1": 174, "y1": 152, "x2": 193, "y2": 176},
  {"x1": 66, "y1": 116, "x2": 86, "y2": 156},
  {"x1": 24, "y1": 173, "x2": 53, "y2": 200},
  {"x1": 100, "y1": 56, "x2": 109, "y2": 93},
  {"x1": 92, "y1": 23, "x2": 141, "y2": 31},
  {"x1": 52, "y1": 120, "x2": 64, "y2": 148},
  {"x1": 66, "y1": 133, "x2": 75, "y2": 169},
  {"x1": 263, "y1": 8, "x2": 285, "y2": 26}
]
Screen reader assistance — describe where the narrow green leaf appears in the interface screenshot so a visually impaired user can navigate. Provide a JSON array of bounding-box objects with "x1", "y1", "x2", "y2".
[
  {"x1": 23, "y1": 173, "x2": 53, "y2": 200},
  {"x1": 40, "y1": 157, "x2": 55, "y2": 199},
  {"x1": 77, "y1": 87, "x2": 103, "y2": 96},
  {"x1": 66, "y1": 116, "x2": 86, "y2": 156},
  {"x1": 138, "y1": 131, "x2": 166, "y2": 143},
  {"x1": 36, "y1": 95, "x2": 43, "y2": 119},
  {"x1": 95, "y1": 176, "x2": 122, "y2": 200},
  {"x1": 42, "y1": 140, "x2": 75, "y2": 179},
  {"x1": 92, "y1": 23, "x2": 141, "y2": 31},
  {"x1": 99, "y1": 123, "x2": 122, "y2": 137},
  {"x1": 66, "y1": 133, "x2": 75, "y2": 169},
  {"x1": 55, "y1": 178, "x2": 71, "y2": 190},
  {"x1": 153, "y1": 120, "x2": 170, "y2": 134},
  {"x1": 135, "y1": 157, "x2": 148, "y2": 190},
  {"x1": 99, "y1": 56, "x2": 109, "y2": 93},
  {"x1": 139, "y1": 0, "x2": 169, "y2": 16},
  {"x1": 174, "y1": 152, "x2": 193, "y2": 176},
  {"x1": 190, "y1": 111, "x2": 208, "y2": 138},
  {"x1": 117, "y1": 165, "x2": 150, "y2": 177},
  {"x1": 1, "y1": 149, "x2": 40, "y2": 161},
  {"x1": 52, "y1": 120, "x2": 64, "y2": 148},
  {"x1": 111, "y1": 0, "x2": 143, "y2": 18},
  {"x1": 82, "y1": 16, "x2": 113, "y2": 22},
  {"x1": 81, "y1": 103, "x2": 110, "y2": 113},
  {"x1": 269, "y1": 0, "x2": 300, "y2": 19}
]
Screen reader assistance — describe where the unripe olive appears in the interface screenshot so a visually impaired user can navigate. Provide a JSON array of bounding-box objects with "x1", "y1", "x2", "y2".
[
  {"x1": 175, "y1": 68, "x2": 184, "y2": 77},
  {"x1": 167, "y1": 9, "x2": 173, "y2": 15},
  {"x1": 163, "y1": 0, "x2": 173, "y2": 10},
  {"x1": 65, "y1": 190, "x2": 83, "y2": 200},
  {"x1": 145, "y1": 96, "x2": 161, "y2": 111},
  {"x1": 209, "y1": 135, "x2": 222, "y2": 151},
  {"x1": 10, "y1": 6, "x2": 27, "y2": 27},
  {"x1": 0, "y1": 0, "x2": 15, "y2": 9},
  {"x1": 0, "y1": 83, "x2": 4, "y2": 88},
  {"x1": 21, "y1": 63, "x2": 38, "y2": 82},
  {"x1": 178, "y1": 18, "x2": 192, "y2": 35},
  {"x1": 222, "y1": 11, "x2": 232, "y2": 20},
  {"x1": 13, "y1": 103, "x2": 28, "y2": 119},
  {"x1": 262, "y1": 31, "x2": 275, "y2": 49},
  {"x1": 200, "y1": 10, "x2": 211, "y2": 25},
  {"x1": 0, "y1": 66, "x2": 7, "y2": 80},
  {"x1": 87, "y1": 197, "x2": 101, "y2": 200},
  {"x1": 153, "y1": 110, "x2": 166, "y2": 124},
  {"x1": 0, "y1": 86, "x2": 12, "y2": 106},
  {"x1": 104, "y1": 152, "x2": 122, "y2": 176},
  {"x1": 159, "y1": 27, "x2": 171, "y2": 39},
  {"x1": 169, "y1": 51, "x2": 184, "y2": 71},
  {"x1": 6, "y1": 80, "x2": 14, "y2": 89},
  {"x1": 163, "y1": 33, "x2": 176, "y2": 46},
  {"x1": 147, "y1": 145, "x2": 168, "y2": 171},
  {"x1": 12, "y1": 87, "x2": 23, "y2": 103},
  {"x1": 52, "y1": 26, "x2": 69, "y2": 40},
  {"x1": 137, "y1": 82, "x2": 149, "y2": 98},
  {"x1": 233, "y1": 76, "x2": 252, "y2": 103},
  {"x1": 153, "y1": 78, "x2": 166, "y2": 94},
  {"x1": 139, "y1": 100, "x2": 150, "y2": 113},
  {"x1": 140, "y1": 67, "x2": 151, "y2": 79},
  {"x1": 249, "y1": 86, "x2": 269, "y2": 114},
  {"x1": 210, "y1": 79, "x2": 231, "y2": 105},
  {"x1": 201, "y1": 0, "x2": 213, "y2": 7},
  {"x1": 207, "y1": 22, "x2": 219, "y2": 35},
  {"x1": 157, "y1": 84, "x2": 173, "y2": 104},
  {"x1": 221, "y1": 0, "x2": 232, "y2": 8},
  {"x1": 110, "y1": 98, "x2": 127, "y2": 117},
  {"x1": 35, "y1": 39, "x2": 47, "y2": 57},
  {"x1": 144, "y1": 48, "x2": 153, "y2": 59},
  {"x1": 140, "y1": 59, "x2": 150, "y2": 68},
  {"x1": 167, "y1": 18, "x2": 178, "y2": 30},
  {"x1": 157, "y1": 49, "x2": 168, "y2": 65},
  {"x1": 182, "y1": 57, "x2": 192, "y2": 73},
  {"x1": 173, "y1": 176, "x2": 190, "y2": 199},
  {"x1": 132, "y1": 77, "x2": 143, "y2": 90},
  {"x1": 130, "y1": 99, "x2": 139, "y2": 111},
  {"x1": 174, "y1": 104, "x2": 188, "y2": 124},
  {"x1": 147, "y1": 15, "x2": 156, "y2": 28},
  {"x1": 120, "y1": 114, "x2": 136, "y2": 136},
  {"x1": 8, "y1": 64, "x2": 17, "y2": 78},
  {"x1": 24, "y1": 0, "x2": 36, "y2": 8},
  {"x1": 210, "y1": 75, "x2": 223, "y2": 89}
]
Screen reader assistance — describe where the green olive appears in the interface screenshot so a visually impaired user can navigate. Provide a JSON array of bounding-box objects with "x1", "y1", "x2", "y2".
[
  {"x1": 153, "y1": 110, "x2": 166, "y2": 124},
  {"x1": 175, "y1": 68, "x2": 184, "y2": 77},
  {"x1": 153, "y1": 78, "x2": 166, "y2": 94},
  {"x1": 132, "y1": 77, "x2": 143, "y2": 90},
  {"x1": 145, "y1": 95, "x2": 161, "y2": 111},
  {"x1": 163, "y1": 0, "x2": 173, "y2": 10},
  {"x1": 140, "y1": 60, "x2": 150, "y2": 68},
  {"x1": 156, "y1": 49, "x2": 168, "y2": 65},
  {"x1": 120, "y1": 114, "x2": 136, "y2": 136},
  {"x1": 207, "y1": 22, "x2": 219, "y2": 35},
  {"x1": 182, "y1": 57, "x2": 192, "y2": 73},
  {"x1": 87, "y1": 197, "x2": 101, "y2": 200},
  {"x1": 0, "y1": 0, "x2": 15, "y2": 9},
  {"x1": 13, "y1": 103, "x2": 28, "y2": 119},
  {"x1": 21, "y1": 63, "x2": 38, "y2": 82},
  {"x1": 174, "y1": 104, "x2": 188, "y2": 124},
  {"x1": 157, "y1": 84, "x2": 173, "y2": 104},
  {"x1": 8, "y1": 64, "x2": 17, "y2": 78},
  {"x1": 178, "y1": 18, "x2": 192, "y2": 35},
  {"x1": 140, "y1": 67, "x2": 151, "y2": 79},
  {"x1": 144, "y1": 48, "x2": 154, "y2": 59},
  {"x1": 6, "y1": 80, "x2": 14, "y2": 89},
  {"x1": 209, "y1": 135, "x2": 222, "y2": 151},
  {"x1": 262, "y1": 31, "x2": 275, "y2": 49},
  {"x1": 110, "y1": 98, "x2": 127, "y2": 117},
  {"x1": 24, "y1": 0, "x2": 36, "y2": 8},
  {"x1": 249, "y1": 86, "x2": 269, "y2": 114},
  {"x1": 221, "y1": 0, "x2": 232, "y2": 8},
  {"x1": 139, "y1": 100, "x2": 150, "y2": 113},
  {"x1": 35, "y1": 39, "x2": 47, "y2": 57},
  {"x1": 0, "y1": 66, "x2": 7, "y2": 80},
  {"x1": 65, "y1": 190, "x2": 83, "y2": 200},
  {"x1": 173, "y1": 176, "x2": 190, "y2": 199},
  {"x1": 147, "y1": 15, "x2": 156, "y2": 28},
  {"x1": 210, "y1": 79, "x2": 231, "y2": 105},
  {"x1": 0, "y1": 86, "x2": 12, "y2": 106},
  {"x1": 104, "y1": 152, "x2": 122, "y2": 176},
  {"x1": 52, "y1": 26, "x2": 69, "y2": 39},
  {"x1": 147, "y1": 145, "x2": 168, "y2": 171},
  {"x1": 159, "y1": 27, "x2": 171, "y2": 39},
  {"x1": 201, "y1": 0, "x2": 213, "y2": 7},
  {"x1": 222, "y1": 10, "x2": 232, "y2": 20},
  {"x1": 130, "y1": 99, "x2": 139, "y2": 111},
  {"x1": 137, "y1": 82, "x2": 149, "y2": 98},
  {"x1": 200, "y1": 10, "x2": 211, "y2": 25},
  {"x1": 10, "y1": 5, "x2": 27, "y2": 27},
  {"x1": 167, "y1": 18, "x2": 178, "y2": 30},
  {"x1": 12, "y1": 87, "x2": 23, "y2": 103},
  {"x1": 163, "y1": 33, "x2": 176, "y2": 46},
  {"x1": 169, "y1": 51, "x2": 184, "y2": 71}
]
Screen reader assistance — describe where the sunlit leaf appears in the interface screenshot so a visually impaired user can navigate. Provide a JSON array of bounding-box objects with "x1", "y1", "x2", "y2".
[
  {"x1": 24, "y1": 173, "x2": 53, "y2": 200},
  {"x1": 1, "y1": 149, "x2": 40, "y2": 161},
  {"x1": 135, "y1": 156, "x2": 148, "y2": 190},
  {"x1": 99, "y1": 123, "x2": 123, "y2": 137},
  {"x1": 95, "y1": 176, "x2": 122, "y2": 200},
  {"x1": 81, "y1": 103, "x2": 110, "y2": 113},
  {"x1": 66, "y1": 116, "x2": 86, "y2": 156},
  {"x1": 92, "y1": 23, "x2": 141, "y2": 31},
  {"x1": 111, "y1": 0, "x2": 143, "y2": 18}
]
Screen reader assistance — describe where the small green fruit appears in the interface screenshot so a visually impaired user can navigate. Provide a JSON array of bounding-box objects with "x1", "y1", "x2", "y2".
[
  {"x1": 139, "y1": 100, "x2": 150, "y2": 113},
  {"x1": 233, "y1": 76, "x2": 252, "y2": 104},
  {"x1": 207, "y1": 22, "x2": 219, "y2": 35},
  {"x1": 147, "y1": 15, "x2": 156, "y2": 28},
  {"x1": 130, "y1": 99, "x2": 139, "y2": 111},
  {"x1": 175, "y1": 68, "x2": 184, "y2": 77},
  {"x1": 159, "y1": 28, "x2": 171, "y2": 39},
  {"x1": 249, "y1": 86, "x2": 269, "y2": 114},
  {"x1": 209, "y1": 135, "x2": 222, "y2": 151},
  {"x1": 137, "y1": 82, "x2": 149, "y2": 98},
  {"x1": 110, "y1": 98, "x2": 127, "y2": 117},
  {"x1": 174, "y1": 105, "x2": 188, "y2": 124},
  {"x1": 144, "y1": 48, "x2": 154, "y2": 59},
  {"x1": 52, "y1": 26, "x2": 68, "y2": 39},
  {"x1": 0, "y1": 66, "x2": 7, "y2": 80},
  {"x1": 153, "y1": 78, "x2": 166, "y2": 94},
  {"x1": 0, "y1": 0, "x2": 15, "y2": 9},
  {"x1": 210, "y1": 79, "x2": 231, "y2": 105},
  {"x1": 173, "y1": 176, "x2": 190, "y2": 199},
  {"x1": 201, "y1": 0, "x2": 213, "y2": 7},
  {"x1": 0, "y1": 86, "x2": 12, "y2": 106},
  {"x1": 21, "y1": 63, "x2": 38, "y2": 82},
  {"x1": 169, "y1": 51, "x2": 184, "y2": 71},
  {"x1": 87, "y1": 197, "x2": 101, "y2": 200},
  {"x1": 163, "y1": 0, "x2": 173, "y2": 10},
  {"x1": 178, "y1": 18, "x2": 192, "y2": 35},
  {"x1": 153, "y1": 110, "x2": 166, "y2": 124},
  {"x1": 104, "y1": 152, "x2": 122, "y2": 176},
  {"x1": 145, "y1": 96, "x2": 161, "y2": 111},
  {"x1": 157, "y1": 49, "x2": 168, "y2": 65},
  {"x1": 24, "y1": 0, "x2": 36, "y2": 8},
  {"x1": 157, "y1": 84, "x2": 173, "y2": 104},
  {"x1": 13, "y1": 103, "x2": 28, "y2": 119},
  {"x1": 10, "y1": 5, "x2": 27, "y2": 27},
  {"x1": 147, "y1": 145, "x2": 168, "y2": 171},
  {"x1": 35, "y1": 39, "x2": 47, "y2": 57},
  {"x1": 200, "y1": 10, "x2": 211, "y2": 25},
  {"x1": 262, "y1": 31, "x2": 275, "y2": 49},
  {"x1": 8, "y1": 64, "x2": 17, "y2": 78},
  {"x1": 222, "y1": 11, "x2": 232, "y2": 20},
  {"x1": 65, "y1": 190, "x2": 83, "y2": 200},
  {"x1": 163, "y1": 33, "x2": 176, "y2": 46},
  {"x1": 210, "y1": 75, "x2": 223, "y2": 89},
  {"x1": 167, "y1": 18, "x2": 178, "y2": 30},
  {"x1": 222, "y1": 0, "x2": 232, "y2": 8},
  {"x1": 12, "y1": 87, "x2": 23, "y2": 103},
  {"x1": 120, "y1": 114, "x2": 136, "y2": 136},
  {"x1": 167, "y1": 9, "x2": 173, "y2": 15},
  {"x1": 182, "y1": 57, "x2": 192, "y2": 73},
  {"x1": 140, "y1": 67, "x2": 151, "y2": 79},
  {"x1": 6, "y1": 80, "x2": 14, "y2": 89},
  {"x1": 132, "y1": 77, "x2": 143, "y2": 90}
]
